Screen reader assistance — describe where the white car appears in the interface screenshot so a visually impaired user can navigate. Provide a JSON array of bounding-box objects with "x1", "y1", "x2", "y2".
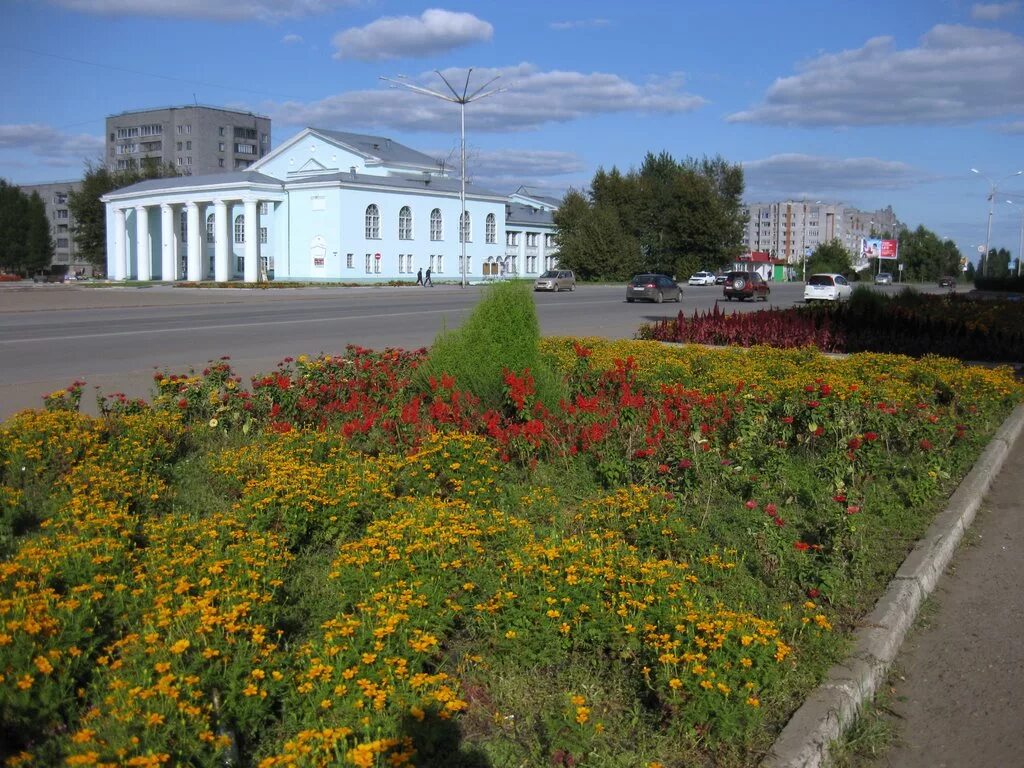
[
  {"x1": 804, "y1": 273, "x2": 853, "y2": 302},
  {"x1": 688, "y1": 271, "x2": 716, "y2": 286}
]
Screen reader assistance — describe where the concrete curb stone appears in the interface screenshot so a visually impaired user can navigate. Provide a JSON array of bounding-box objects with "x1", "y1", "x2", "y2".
[{"x1": 760, "y1": 403, "x2": 1024, "y2": 768}]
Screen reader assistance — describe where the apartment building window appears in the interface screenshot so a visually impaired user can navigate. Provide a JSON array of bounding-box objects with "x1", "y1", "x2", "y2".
[
  {"x1": 398, "y1": 206, "x2": 412, "y2": 239},
  {"x1": 235, "y1": 143, "x2": 256, "y2": 155},
  {"x1": 57, "y1": 238, "x2": 69, "y2": 248},
  {"x1": 234, "y1": 127, "x2": 257, "y2": 140},
  {"x1": 57, "y1": 224, "x2": 68, "y2": 233},
  {"x1": 186, "y1": 157, "x2": 192, "y2": 166},
  {"x1": 259, "y1": 227, "x2": 267, "y2": 244},
  {"x1": 485, "y1": 213, "x2": 496, "y2": 244},
  {"x1": 459, "y1": 211, "x2": 471, "y2": 243},
  {"x1": 140, "y1": 124, "x2": 162, "y2": 136},
  {"x1": 346, "y1": 253, "x2": 354, "y2": 269},
  {"x1": 116, "y1": 127, "x2": 139, "y2": 139},
  {"x1": 219, "y1": 127, "x2": 225, "y2": 136},
  {"x1": 177, "y1": 142, "x2": 182, "y2": 151},
  {"x1": 206, "y1": 213, "x2": 215, "y2": 243},
  {"x1": 186, "y1": 141, "x2": 192, "y2": 150},
  {"x1": 177, "y1": 158, "x2": 183, "y2": 167},
  {"x1": 365, "y1": 253, "x2": 372, "y2": 273},
  {"x1": 53, "y1": 193, "x2": 67, "y2": 205},
  {"x1": 115, "y1": 144, "x2": 138, "y2": 155},
  {"x1": 365, "y1": 204, "x2": 380, "y2": 239},
  {"x1": 430, "y1": 208, "x2": 442, "y2": 240},
  {"x1": 177, "y1": 124, "x2": 191, "y2": 135},
  {"x1": 234, "y1": 215, "x2": 245, "y2": 244},
  {"x1": 218, "y1": 159, "x2": 224, "y2": 168}
]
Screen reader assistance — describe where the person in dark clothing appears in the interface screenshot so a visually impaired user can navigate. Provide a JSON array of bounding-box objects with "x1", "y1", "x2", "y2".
[
  {"x1": 416, "y1": 268, "x2": 423, "y2": 286},
  {"x1": 424, "y1": 268, "x2": 432, "y2": 286}
]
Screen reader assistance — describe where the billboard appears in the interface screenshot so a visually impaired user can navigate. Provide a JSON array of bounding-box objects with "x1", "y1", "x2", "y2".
[{"x1": 861, "y1": 238, "x2": 899, "y2": 260}]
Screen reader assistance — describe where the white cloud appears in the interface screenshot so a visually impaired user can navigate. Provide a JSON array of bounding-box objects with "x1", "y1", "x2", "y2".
[
  {"x1": 48, "y1": 0, "x2": 358, "y2": 21},
  {"x1": 457, "y1": 149, "x2": 585, "y2": 191},
  {"x1": 996, "y1": 119, "x2": 1024, "y2": 132},
  {"x1": 332, "y1": 9, "x2": 493, "y2": 61},
  {"x1": 971, "y1": 2, "x2": 1020, "y2": 20},
  {"x1": 267, "y1": 63, "x2": 705, "y2": 132},
  {"x1": 550, "y1": 18, "x2": 610, "y2": 30},
  {"x1": 0, "y1": 124, "x2": 105, "y2": 167},
  {"x1": 728, "y1": 24, "x2": 1024, "y2": 126},
  {"x1": 282, "y1": 33, "x2": 304, "y2": 45},
  {"x1": 742, "y1": 154, "x2": 930, "y2": 199}
]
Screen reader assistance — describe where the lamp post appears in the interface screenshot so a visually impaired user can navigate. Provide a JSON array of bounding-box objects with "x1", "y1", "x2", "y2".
[
  {"x1": 1006, "y1": 199, "x2": 1024, "y2": 277},
  {"x1": 971, "y1": 168, "x2": 1023, "y2": 276},
  {"x1": 381, "y1": 69, "x2": 504, "y2": 288}
]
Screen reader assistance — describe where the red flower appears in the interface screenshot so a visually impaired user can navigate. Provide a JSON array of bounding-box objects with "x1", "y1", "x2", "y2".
[
  {"x1": 832, "y1": 494, "x2": 846, "y2": 502},
  {"x1": 807, "y1": 588, "x2": 821, "y2": 598},
  {"x1": 780, "y1": 416, "x2": 795, "y2": 424},
  {"x1": 773, "y1": 517, "x2": 785, "y2": 527},
  {"x1": 765, "y1": 503, "x2": 778, "y2": 517},
  {"x1": 864, "y1": 431, "x2": 879, "y2": 442},
  {"x1": 745, "y1": 500, "x2": 758, "y2": 510},
  {"x1": 793, "y1": 541, "x2": 810, "y2": 551},
  {"x1": 847, "y1": 437, "x2": 862, "y2": 450},
  {"x1": 846, "y1": 505, "x2": 860, "y2": 515},
  {"x1": 807, "y1": 400, "x2": 820, "y2": 408},
  {"x1": 657, "y1": 464, "x2": 670, "y2": 474},
  {"x1": 678, "y1": 458, "x2": 693, "y2": 469},
  {"x1": 919, "y1": 439, "x2": 933, "y2": 451},
  {"x1": 177, "y1": 398, "x2": 188, "y2": 409}
]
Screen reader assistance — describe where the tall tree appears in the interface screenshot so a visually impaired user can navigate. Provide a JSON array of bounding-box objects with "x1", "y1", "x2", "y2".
[
  {"x1": 25, "y1": 191, "x2": 54, "y2": 274},
  {"x1": 69, "y1": 160, "x2": 179, "y2": 268},
  {"x1": 0, "y1": 180, "x2": 29, "y2": 273},
  {"x1": 807, "y1": 239, "x2": 853, "y2": 276}
]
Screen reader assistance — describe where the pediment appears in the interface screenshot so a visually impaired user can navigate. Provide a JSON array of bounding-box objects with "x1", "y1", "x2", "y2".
[{"x1": 288, "y1": 158, "x2": 337, "y2": 177}]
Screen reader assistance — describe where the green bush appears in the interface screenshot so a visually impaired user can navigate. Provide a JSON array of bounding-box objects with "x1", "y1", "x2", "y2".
[{"x1": 417, "y1": 280, "x2": 565, "y2": 410}]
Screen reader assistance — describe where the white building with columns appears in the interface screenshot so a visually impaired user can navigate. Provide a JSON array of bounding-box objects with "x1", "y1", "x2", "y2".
[{"x1": 102, "y1": 128, "x2": 560, "y2": 283}]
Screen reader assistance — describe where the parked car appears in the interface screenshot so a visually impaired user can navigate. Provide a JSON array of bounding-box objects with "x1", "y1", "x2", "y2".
[
  {"x1": 626, "y1": 273, "x2": 682, "y2": 303},
  {"x1": 533, "y1": 269, "x2": 576, "y2": 292},
  {"x1": 804, "y1": 273, "x2": 853, "y2": 302},
  {"x1": 722, "y1": 271, "x2": 770, "y2": 301},
  {"x1": 32, "y1": 269, "x2": 67, "y2": 284},
  {"x1": 938, "y1": 275, "x2": 957, "y2": 289},
  {"x1": 688, "y1": 271, "x2": 716, "y2": 286},
  {"x1": 714, "y1": 273, "x2": 728, "y2": 285},
  {"x1": 874, "y1": 272, "x2": 893, "y2": 285}
]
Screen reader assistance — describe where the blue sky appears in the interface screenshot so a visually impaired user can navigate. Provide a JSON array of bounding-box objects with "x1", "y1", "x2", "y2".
[{"x1": 2, "y1": 0, "x2": 1024, "y2": 264}]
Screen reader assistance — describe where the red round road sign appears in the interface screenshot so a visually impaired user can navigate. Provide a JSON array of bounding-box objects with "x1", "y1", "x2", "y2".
[{"x1": 374, "y1": 252, "x2": 381, "y2": 260}]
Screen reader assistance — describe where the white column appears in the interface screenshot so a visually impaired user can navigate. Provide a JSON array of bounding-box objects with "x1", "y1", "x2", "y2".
[
  {"x1": 113, "y1": 208, "x2": 127, "y2": 280},
  {"x1": 160, "y1": 204, "x2": 175, "y2": 281},
  {"x1": 243, "y1": 198, "x2": 259, "y2": 283},
  {"x1": 135, "y1": 205, "x2": 150, "y2": 281},
  {"x1": 214, "y1": 199, "x2": 229, "y2": 283},
  {"x1": 186, "y1": 202, "x2": 201, "y2": 282}
]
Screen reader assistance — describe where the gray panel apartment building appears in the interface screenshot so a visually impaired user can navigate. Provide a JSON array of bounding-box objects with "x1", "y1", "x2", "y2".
[
  {"x1": 106, "y1": 105, "x2": 271, "y2": 175},
  {"x1": 18, "y1": 180, "x2": 87, "y2": 275}
]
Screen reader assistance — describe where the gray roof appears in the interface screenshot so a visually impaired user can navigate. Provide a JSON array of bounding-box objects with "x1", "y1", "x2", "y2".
[
  {"x1": 513, "y1": 186, "x2": 561, "y2": 208},
  {"x1": 288, "y1": 169, "x2": 505, "y2": 200},
  {"x1": 505, "y1": 202, "x2": 555, "y2": 226},
  {"x1": 110, "y1": 171, "x2": 283, "y2": 196},
  {"x1": 312, "y1": 129, "x2": 440, "y2": 170}
]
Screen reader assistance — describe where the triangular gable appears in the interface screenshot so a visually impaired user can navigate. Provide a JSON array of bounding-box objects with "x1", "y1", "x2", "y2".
[
  {"x1": 251, "y1": 128, "x2": 370, "y2": 181},
  {"x1": 290, "y1": 158, "x2": 335, "y2": 177}
]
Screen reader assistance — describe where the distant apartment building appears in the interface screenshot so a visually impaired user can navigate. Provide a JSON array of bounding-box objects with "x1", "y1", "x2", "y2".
[
  {"x1": 17, "y1": 180, "x2": 91, "y2": 275},
  {"x1": 743, "y1": 200, "x2": 900, "y2": 268},
  {"x1": 106, "y1": 105, "x2": 271, "y2": 175}
]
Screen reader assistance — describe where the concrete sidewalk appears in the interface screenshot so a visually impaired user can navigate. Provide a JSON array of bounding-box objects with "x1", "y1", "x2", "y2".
[
  {"x1": 864, "y1": 420, "x2": 1024, "y2": 768},
  {"x1": 762, "y1": 406, "x2": 1024, "y2": 768}
]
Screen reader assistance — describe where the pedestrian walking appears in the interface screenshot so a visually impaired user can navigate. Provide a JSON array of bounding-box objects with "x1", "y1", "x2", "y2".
[
  {"x1": 416, "y1": 268, "x2": 423, "y2": 286},
  {"x1": 424, "y1": 267, "x2": 432, "y2": 286}
]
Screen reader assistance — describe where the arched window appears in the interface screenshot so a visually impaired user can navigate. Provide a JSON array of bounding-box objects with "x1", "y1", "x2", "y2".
[
  {"x1": 206, "y1": 213, "x2": 215, "y2": 243},
  {"x1": 430, "y1": 208, "x2": 442, "y2": 241},
  {"x1": 234, "y1": 214, "x2": 245, "y2": 244},
  {"x1": 485, "y1": 213, "x2": 496, "y2": 244},
  {"x1": 398, "y1": 206, "x2": 412, "y2": 240},
  {"x1": 459, "y1": 211, "x2": 471, "y2": 243},
  {"x1": 365, "y1": 204, "x2": 380, "y2": 239}
]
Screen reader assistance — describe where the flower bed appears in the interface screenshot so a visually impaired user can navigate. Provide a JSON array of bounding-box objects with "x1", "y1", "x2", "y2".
[
  {"x1": 638, "y1": 290, "x2": 1024, "y2": 363},
  {"x1": 1, "y1": 340, "x2": 1020, "y2": 767}
]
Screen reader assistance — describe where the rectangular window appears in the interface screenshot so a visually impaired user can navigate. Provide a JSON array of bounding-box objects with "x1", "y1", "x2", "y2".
[
  {"x1": 375, "y1": 257, "x2": 381, "y2": 274},
  {"x1": 176, "y1": 142, "x2": 182, "y2": 151},
  {"x1": 186, "y1": 141, "x2": 192, "y2": 150},
  {"x1": 234, "y1": 127, "x2": 258, "y2": 140},
  {"x1": 55, "y1": 209, "x2": 69, "y2": 219},
  {"x1": 57, "y1": 238, "x2": 69, "y2": 248},
  {"x1": 219, "y1": 142, "x2": 225, "y2": 152},
  {"x1": 218, "y1": 159, "x2": 224, "y2": 167},
  {"x1": 177, "y1": 157, "x2": 183, "y2": 166},
  {"x1": 236, "y1": 256, "x2": 244, "y2": 273},
  {"x1": 259, "y1": 202, "x2": 269, "y2": 215},
  {"x1": 186, "y1": 156, "x2": 192, "y2": 165},
  {"x1": 57, "y1": 224, "x2": 68, "y2": 233},
  {"x1": 365, "y1": 253, "x2": 372, "y2": 273},
  {"x1": 259, "y1": 227, "x2": 267, "y2": 244},
  {"x1": 346, "y1": 253, "x2": 354, "y2": 269},
  {"x1": 235, "y1": 143, "x2": 257, "y2": 155},
  {"x1": 437, "y1": 254, "x2": 443, "y2": 273},
  {"x1": 53, "y1": 193, "x2": 67, "y2": 205},
  {"x1": 219, "y1": 127, "x2": 225, "y2": 136}
]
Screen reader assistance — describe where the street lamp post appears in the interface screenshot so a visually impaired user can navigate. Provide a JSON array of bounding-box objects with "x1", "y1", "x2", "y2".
[
  {"x1": 1006, "y1": 199, "x2": 1024, "y2": 277},
  {"x1": 381, "y1": 70, "x2": 504, "y2": 288},
  {"x1": 971, "y1": 168, "x2": 1023, "y2": 276}
]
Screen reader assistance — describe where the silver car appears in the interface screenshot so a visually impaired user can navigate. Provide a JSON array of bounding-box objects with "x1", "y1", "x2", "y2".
[{"x1": 533, "y1": 269, "x2": 576, "y2": 292}]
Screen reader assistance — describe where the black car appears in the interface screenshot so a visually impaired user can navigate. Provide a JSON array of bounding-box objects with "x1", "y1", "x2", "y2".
[
  {"x1": 938, "y1": 276, "x2": 957, "y2": 289},
  {"x1": 722, "y1": 271, "x2": 770, "y2": 301},
  {"x1": 626, "y1": 274, "x2": 682, "y2": 303}
]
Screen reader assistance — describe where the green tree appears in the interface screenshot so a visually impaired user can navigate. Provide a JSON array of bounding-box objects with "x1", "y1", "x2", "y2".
[
  {"x1": 979, "y1": 247, "x2": 1011, "y2": 279},
  {"x1": 0, "y1": 181, "x2": 52, "y2": 275},
  {"x1": 25, "y1": 191, "x2": 54, "y2": 274},
  {"x1": 896, "y1": 226, "x2": 960, "y2": 281},
  {"x1": 806, "y1": 238, "x2": 853, "y2": 276},
  {"x1": 69, "y1": 160, "x2": 179, "y2": 268}
]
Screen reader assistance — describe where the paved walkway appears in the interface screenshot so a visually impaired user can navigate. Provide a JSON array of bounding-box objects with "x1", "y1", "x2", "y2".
[{"x1": 866, "y1": 431, "x2": 1024, "y2": 767}]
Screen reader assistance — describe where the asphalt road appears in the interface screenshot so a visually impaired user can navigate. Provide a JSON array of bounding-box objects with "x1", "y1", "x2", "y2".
[{"x1": 0, "y1": 279, "x2": 948, "y2": 420}]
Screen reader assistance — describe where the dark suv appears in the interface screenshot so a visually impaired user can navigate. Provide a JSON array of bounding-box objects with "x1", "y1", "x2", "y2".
[{"x1": 722, "y1": 271, "x2": 770, "y2": 301}]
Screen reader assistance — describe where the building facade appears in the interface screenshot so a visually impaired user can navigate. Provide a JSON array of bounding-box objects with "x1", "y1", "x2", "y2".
[
  {"x1": 743, "y1": 200, "x2": 900, "y2": 277},
  {"x1": 101, "y1": 128, "x2": 560, "y2": 283},
  {"x1": 17, "y1": 180, "x2": 92, "y2": 275},
  {"x1": 106, "y1": 105, "x2": 271, "y2": 175}
]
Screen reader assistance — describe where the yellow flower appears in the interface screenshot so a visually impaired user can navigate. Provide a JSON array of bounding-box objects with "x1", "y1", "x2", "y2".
[{"x1": 169, "y1": 639, "x2": 191, "y2": 655}]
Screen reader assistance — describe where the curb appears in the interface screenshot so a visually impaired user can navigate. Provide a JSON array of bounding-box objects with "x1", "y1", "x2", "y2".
[{"x1": 760, "y1": 403, "x2": 1024, "y2": 768}]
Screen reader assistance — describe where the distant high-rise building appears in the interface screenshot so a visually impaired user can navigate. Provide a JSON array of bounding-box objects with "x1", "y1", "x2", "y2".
[
  {"x1": 18, "y1": 180, "x2": 89, "y2": 275},
  {"x1": 743, "y1": 200, "x2": 900, "y2": 265},
  {"x1": 105, "y1": 105, "x2": 271, "y2": 175}
]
